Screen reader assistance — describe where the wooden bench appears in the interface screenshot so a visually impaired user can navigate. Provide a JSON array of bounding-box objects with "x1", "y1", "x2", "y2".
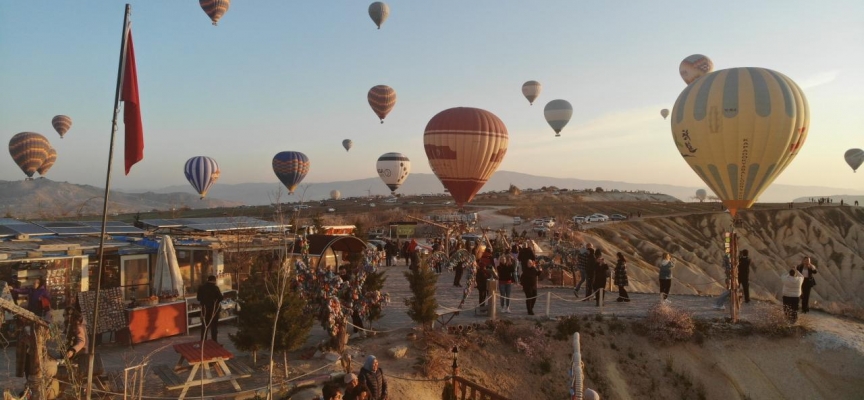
[
  {"x1": 224, "y1": 359, "x2": 253, "y2": 377},
  {"x1": 151, "y1": 364, "x2": 185, "y2": 388}
]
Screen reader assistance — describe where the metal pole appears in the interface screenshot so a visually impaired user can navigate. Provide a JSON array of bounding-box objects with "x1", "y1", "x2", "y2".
[
  {"x1": 545, "y1": 291, "x2": 551, "y2": 318},
  {"x1": 730, "y1": 230, "x2": 739, "y2": 323},
  {"x1": 86, "y1": 5, "x2": 131, "y2": 399}
]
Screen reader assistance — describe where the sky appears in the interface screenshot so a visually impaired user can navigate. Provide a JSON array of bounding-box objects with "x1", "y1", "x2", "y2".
[{"x1": 1, "y1": 1, "x2": 863, "y2": 193}]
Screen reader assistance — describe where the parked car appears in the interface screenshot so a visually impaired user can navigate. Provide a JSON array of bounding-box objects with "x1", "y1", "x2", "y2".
[
  {"x1": 610, "y1": 214, "x2": 627, "y2": 221},
  {"x1": 384, "y1": 198, "x2": 398, "y2": 203},
  {"x1": 369, "y1": 203, "x2": 376, "y2": 208},
  {"x1": 586, "y1": 214, "x2": 609, "y2": 222},
  {"x1": 328, "y1": 208, "x2": 336, "y2": 212},
  {"x1": 513, "y1": 217, "x2": 522, "y2": 225},
  {"x1": 572, "y1": 216, "x2": 586, "y2": 224}
]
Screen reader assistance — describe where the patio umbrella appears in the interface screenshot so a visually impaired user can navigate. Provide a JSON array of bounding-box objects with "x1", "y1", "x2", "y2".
[{"x1": 151, "y1": 235, "x2": 184, "y2": 297}]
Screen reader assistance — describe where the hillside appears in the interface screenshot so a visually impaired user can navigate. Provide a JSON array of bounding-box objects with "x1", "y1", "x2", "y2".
[
  {"x1": 0, "y1": 179, "x2": 242, "y2": 219},
  {"x1": 580, "y1": 206, "x2": 864, "y2": 312}
]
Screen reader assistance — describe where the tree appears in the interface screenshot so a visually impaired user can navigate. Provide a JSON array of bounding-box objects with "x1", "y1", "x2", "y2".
[
  {"x1": 403, "y1": 259, "x2": 439, "y2": 330},
  {"x1": 595, "y1": 187, "x2": 605, "y2": 193}
]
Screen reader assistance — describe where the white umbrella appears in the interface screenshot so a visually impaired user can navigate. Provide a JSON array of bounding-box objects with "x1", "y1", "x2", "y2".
[{"x1": 151, "y1": 235, "x2": 184, "y2": 297}]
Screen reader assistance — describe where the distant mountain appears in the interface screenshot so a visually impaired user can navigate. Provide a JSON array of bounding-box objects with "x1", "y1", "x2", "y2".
[
  {"x1": 0, "y1": 179, "x2": 242, "y2": 219},
  {"x1": 145, "y1": 171, "x2": 864, "y2": 206}
]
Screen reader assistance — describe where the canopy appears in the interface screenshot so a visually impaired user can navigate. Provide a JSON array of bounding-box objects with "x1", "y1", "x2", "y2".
[{"x1": 151, "y1": 235, "x2": 184, "y2": 297}]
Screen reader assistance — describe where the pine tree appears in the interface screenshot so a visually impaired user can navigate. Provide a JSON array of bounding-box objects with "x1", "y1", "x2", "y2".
[
  {"x1": 403, "y1": 259, "x2": 439, "y2": 330},
  {"x1": 363, "y1": 269, "x2": 387, "y2": 330}
]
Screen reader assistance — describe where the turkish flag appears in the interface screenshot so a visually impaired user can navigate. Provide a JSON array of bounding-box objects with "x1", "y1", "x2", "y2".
[{"x1": 122, "y1": 31, "x2": 143, "y2": 175}]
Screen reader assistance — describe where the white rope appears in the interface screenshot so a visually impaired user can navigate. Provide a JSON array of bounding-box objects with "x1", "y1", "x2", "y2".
[
  {"x1": 345, "y1": 320, "x2": 414, "y2": 334},
  {"x1": 550, "y1": 289, "x2": 603, "y2": 303}
]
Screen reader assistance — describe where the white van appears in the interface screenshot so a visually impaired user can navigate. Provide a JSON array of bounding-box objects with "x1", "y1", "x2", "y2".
[{"x1": 513, "y1": 217, "x2": 522, "y2": 225}]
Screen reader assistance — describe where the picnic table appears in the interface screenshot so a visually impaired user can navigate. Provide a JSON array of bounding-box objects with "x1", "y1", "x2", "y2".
[{"x1": 151, "y1": 340, "x2": 252, "y2": 399}]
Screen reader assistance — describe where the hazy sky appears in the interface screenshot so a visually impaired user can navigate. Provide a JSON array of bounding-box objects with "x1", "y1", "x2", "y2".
[{"x1": 1, "y1": 1, "x2": 862, "y2": 193}]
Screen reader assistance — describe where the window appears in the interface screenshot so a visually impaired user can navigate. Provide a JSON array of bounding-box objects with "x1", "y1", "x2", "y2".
[{"x1": 120, "y1": 255, "x2": 149, "y2": 301}]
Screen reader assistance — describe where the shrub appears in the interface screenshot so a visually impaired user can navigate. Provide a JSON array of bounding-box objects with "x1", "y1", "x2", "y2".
[
  {"x1": 749, "y1": 302, "x2": 801, "y2": 336},
  {"x1": 554, "y1": 315, "x2": 582, "y2": 340},
  {"x1": 645, "y1": 302, "x2": 695, "y2": 343},
  {"x1": 514, "y1": 325, "x2": 550, "y2": 361}
]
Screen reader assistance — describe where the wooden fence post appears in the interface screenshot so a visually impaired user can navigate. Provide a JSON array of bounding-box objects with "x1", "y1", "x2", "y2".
[{"x1": 545, "y1": 291, "x2": 551, "y2": 318}]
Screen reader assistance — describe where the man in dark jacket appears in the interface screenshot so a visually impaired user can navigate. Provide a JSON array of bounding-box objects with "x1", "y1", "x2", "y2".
[
  {"x1": 574, "y1": 243, "x2": 594, "y2": 297},
  {"x1": 476, "y1": 264, "x2": 492, "y2": 307},
  {"x1": 738, "y1": 249, "x2": 751, "y2": 304},
  {"x1": 520, "y1": 260, "x2": 542, "y2": 315},
  {"x1": 197, "y1": 275, "x2": 224, "y2": 342},
  {"x1": 796, "y1": 256, "x2": 818, "y2": 313}
]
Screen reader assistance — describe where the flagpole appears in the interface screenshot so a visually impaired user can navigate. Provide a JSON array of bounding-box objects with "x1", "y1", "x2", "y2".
[{"x1": 86, "y1": 4, "x2": 132, "y2": 399}]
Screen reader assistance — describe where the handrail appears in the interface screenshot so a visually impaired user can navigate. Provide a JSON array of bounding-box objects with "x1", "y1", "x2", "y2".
[{"x1": 453, "y1": 376, "x2": 512, "y2": 400}]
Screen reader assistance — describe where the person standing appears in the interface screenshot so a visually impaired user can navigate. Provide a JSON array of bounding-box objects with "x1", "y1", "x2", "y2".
[
  {"x1": 476, "y1": 263, "x2": 491, "y2": 307},
  {"x1": 197, "y1": 275, "x2": 224, "y2": 343},
  {"x1": 357, "y1": 355, "x2": 388, "y2": 400},
  {"x1": 738, "y1": 249, "x2": 752, "y2": 304},
  {"x1": 613, "y1": 252, "x2": 630, "y2": 302},
  {"x1": 496, "y1": 255, "x2": 516, "y2": 313},
  {"x1": 13, "y1": 277, "x2": 50, "y2": 318},
  {"x1": 657, "y1": 253, "x2": 674, "y2": 302},
  {"x1": 782, "y1": 268, "x2": 805, "y2": 322},
  {"x1": 63, "y1": 307, "x2": 88, "y2": 362},
  {"x1": 584, "y1": 246, "x2": 598, "y2": 300},
  {"x1": 520, "y1": 260, "x2": 541, "y2": 315},
  {"x1": 452, "y1": 261, "x2": 465, "y2": 287},
  {"x1": 573, "y1": 243, "x2": 592, "y2": 297},
  {"x1": 593, "y1": 249, "x2": 610, "y2": 306},
  {"x1": 796, "y1": 256, "x2": 818, "y2": 313},
  {"x1": 384, "y1": 241, "x2": 395, "y2": 267}
]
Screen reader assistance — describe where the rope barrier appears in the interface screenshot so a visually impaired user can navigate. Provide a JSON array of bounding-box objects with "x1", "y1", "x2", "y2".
[
  {"x1": 383, "y1": 373, "x2": 453, "y2": 382},
  {"x1": 345, "y1": 320, "x2": 414, "y2": 334},
  {"x1": 550, "y1": 289, "x2": 603, "y2": 303}
]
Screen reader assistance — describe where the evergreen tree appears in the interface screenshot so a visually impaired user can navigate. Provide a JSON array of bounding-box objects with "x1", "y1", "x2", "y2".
[
  {"x1": 363, "y1": 269, "x2": 387, "y2": 329},
  {"x1": 403, "y1": 259, "x2": 439, "y2": 330}
]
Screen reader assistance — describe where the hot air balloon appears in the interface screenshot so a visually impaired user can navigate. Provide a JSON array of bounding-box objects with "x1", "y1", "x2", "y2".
[
  {"x1": 368, "y1": 85, "x2": 396, "y2": 123},
  {"x1": 376, "y1": 152, "x2": 411, "y2": 195},
  {"x1": 272, "y1": 151, "x2": 310, "y2": 194},
  {"x1": 660, "y1": 109, "x2": 670, "y2": 120},
  {"x1": 342, "y1": 139, "x2": 353, "y2": 152},
  {"x1": 845, "y1": 149, "x2": 864, "y2": 172},
  {"x1": 184, "y1": 156, "x2": 221, "y2": 199},
  {"x1": 368, "y1": 2, "x2": 390, "y2": 29},
  {"x1": 330, "y1": 190, "x2": 341, "y2": 200},
  {"x1": 695, "y1": 189, "x2": 707, "y2": 202},
  {"x1": 37, "y1": 147, "x2": 57, "y2": 177},
  {"x1": 52, "y1": 115, "x2": 72, "y2": 139},
  {"x1": 671, "y1": 67, "x2": 809, "y2": 216},
  {"x1": 200, "y1": 0, "x2": 230, "y2": 26},
  {"x1": 522, "y1": 81, "x2": 542, "y2": 105},
  {"x1": 679, "y1": 54, "x2": 714, "y2": 85},
  {"x1": 8, "y1": 132, "x2": 51, "y2": 179},
  {"x1": 424, "y1": 107, "x2": 508, "y2": 207},
  {"x1": 544, "y1": 99, "x2": 573, "y2": 137}
]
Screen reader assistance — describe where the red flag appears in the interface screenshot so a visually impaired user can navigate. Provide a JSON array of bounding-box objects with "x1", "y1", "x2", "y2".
[{"x1": 122, "y1": 31, "x2": 143, "y2": 175}]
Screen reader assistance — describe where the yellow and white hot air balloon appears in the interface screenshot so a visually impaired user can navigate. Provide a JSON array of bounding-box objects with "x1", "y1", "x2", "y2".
[{"x1": 671, "y1": 67, "x2": 809, "y2": 216}]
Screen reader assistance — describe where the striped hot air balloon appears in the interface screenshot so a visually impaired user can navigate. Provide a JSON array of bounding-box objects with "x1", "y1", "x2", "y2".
[
  {"x1": 342, "y1": 139, "x2": 353, "y2": 152},
  {"x1": 544, "y1": 99, "x2": 573, "y2": 137},
  {"x1": 671, "y1": 67, "x2": 809, "y2": 216},
  {"x1": 368, "y1": 2, "x2": 390, "y2": 29},
  {"x1": 521, "y1": 81, "x2": 542, "y2": 105},
  {"x1": 330, "y1": 190, "x2": 341, "y2": 200},
  {"x1": 51, "y1": 115, "x2": 72, "y2": 139},
  {"x1": 8, "y1": 132, "x2": 51, "y2": 179},
  {"x1": 376, "y1": 152, "x2": 410, "y2": 195},
  {"x1": 368, "y1": 85, "x2": 397, "y2": 123},
  {"x1": 272, "y1": 151, "x2": 310, "y2": 194},
  {"x1": 37, "y1": 147, "x2": 57, "y2": 177},
  {"x1": 184, "y1": 156, "x2": 221, "y2": 199},
  {"x1": 679, "y1": 54, "x2": 714, "y2": 85},
  {"x1": 200, "y1": 0, "x2": 230, "y2": 26},
  {"x1": 845, "y1": 149, "x2": 864, "y2": 172},
  {"x1": 424, "y1": 107, "x2": 508, "y2": 207}
]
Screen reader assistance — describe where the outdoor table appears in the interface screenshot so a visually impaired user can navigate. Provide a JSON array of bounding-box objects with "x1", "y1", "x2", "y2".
[
  {"x1": 433, "y1": 307, "x2": 460, "y2": 330},
  {"x1": 164, "y1": 340, "x2": 249, "y2": 399}
]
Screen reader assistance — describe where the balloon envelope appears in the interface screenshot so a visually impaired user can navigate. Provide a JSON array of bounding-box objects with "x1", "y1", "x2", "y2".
[
  {"x1": 51, "y1": 115, "x2": 72, "y2": 139},
  {"x1": 544, "y1": 99, "x2": 573, "y2": 136},
  {"x1": 423, "y1": 107, "x2": 508, "y2": 207},
  {"x1": 695, "y1": 189, "x2": 707, "y2": 201},
  {"x1": 368, "y1": 85, "x2": 397, "y2": 123},
  {"x1": 368, "y1": 2, "x2": 390, "y2": 29},
  {"x1": 671, "y1": 67, "x2": 809, "y2": 215},
  {"x1": 521, "y1": 81, "x2": 542, "y2": 105},
  {"x1": 845, "y1": 149, "x2": 864, "y2": 172},
  {"x1": 184, "y1": 156, "x2": 221, "y2": 199},
  {"x1": 376, "y1": 152, "x2": 411, "y2": 194},
  {"x1": 660, "y1": 109, "x2": 670, "y2": 120},
  {"x1": 9, "y1": 132, "x2": 51, "y2": 179},
  {"x1": 679, "y1": 54, "x2": 714, "y2": 85},
  {"x1": 200, "y1": 0, "x2": 230, "y2": 25},
  {"x1": 342, "y1": 139, "x2": 353, "y2": 152},
  {"x1": 330, "y1": 190, "x2": 341, "y2": 200},
  {"x1": 37, "y1": 147, "x2": 57, "y2": 177},
  {"x1": 272, "y1": 151, "x2": 310, "y2": 194}
]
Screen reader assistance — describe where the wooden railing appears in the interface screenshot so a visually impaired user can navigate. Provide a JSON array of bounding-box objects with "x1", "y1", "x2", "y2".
[{"x1": 452, "y1": 376, "x2": 511, "y2": 400}]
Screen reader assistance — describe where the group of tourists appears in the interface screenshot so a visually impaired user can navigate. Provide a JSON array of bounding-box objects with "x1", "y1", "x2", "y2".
[
  {"x1": 572, "y1": 242, "x2": 632, "y2": 305},
  {"x1": 321, "y1": 355, "x2": 388, "y2": 400}
]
